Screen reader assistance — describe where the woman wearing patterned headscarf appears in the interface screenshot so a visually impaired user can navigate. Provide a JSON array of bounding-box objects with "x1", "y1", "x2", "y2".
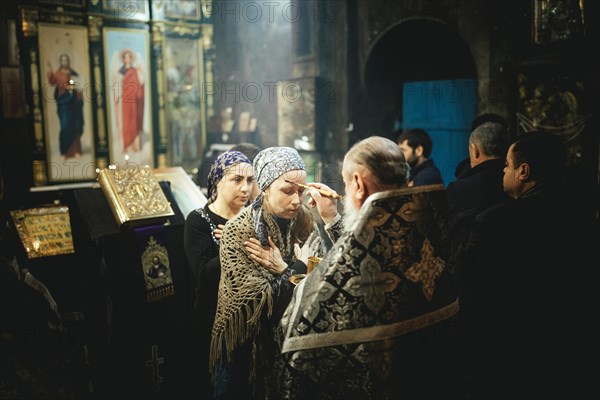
[
  {"x1": 210, "y1": 147, "x2": 313, "y2": 399},
  {"x1": 183, "y1": 150, "x2": 254, "y2": 398}
]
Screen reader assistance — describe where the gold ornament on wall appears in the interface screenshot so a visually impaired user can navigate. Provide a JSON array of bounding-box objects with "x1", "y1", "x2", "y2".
[
  {"x1": 33, "y1": 160, "x2": 48, "y2": 186},
  {"x1": 88, "y1": 15, "x2": 103, "y2": 42},
  {"x1": 201, "y1": 0, "x2": 213, "y2": 19},
  {"x1": 517, "y1": 72, "x2": 591, "y2": 166},
  {"x1": 20, "y1": 8, "x2": 39, "y2": 37},
  {"x1": 533, "y1": 0, "x2": 585, "y2": 44}
]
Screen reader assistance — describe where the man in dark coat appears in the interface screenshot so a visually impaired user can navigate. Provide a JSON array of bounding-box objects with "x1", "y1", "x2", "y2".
[
  {"x1": 456, "y1": 131, "x2": 592, "y2": 398},
  {"x1": 454, "y1": 113, "x2": 509, "y2": 179},
  {"x1": 446, "y1": 122, "x2": 510, "y2": 255},
  {"x1": 397, "y1": 128, "x2": 444, "y2": 186}
]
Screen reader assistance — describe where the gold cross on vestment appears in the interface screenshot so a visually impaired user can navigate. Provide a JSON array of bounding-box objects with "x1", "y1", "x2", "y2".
[{"x1": 405, "y1": 239, "x2": 445, "y2": 301}]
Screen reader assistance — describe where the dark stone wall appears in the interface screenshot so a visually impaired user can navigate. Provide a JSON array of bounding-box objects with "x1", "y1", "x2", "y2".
[
  {"x1": 0, "y1": 0, "x2": 35, "y2": 224},
  {"x1": 208, "y1": 0, "x2": 600, "y2": 216},
  {"x1": 355, "y1": 1, "x2": 492, "y2": 141},
  {"x1": 212, "y1": 0, "x2": 293, "y2": 148}
]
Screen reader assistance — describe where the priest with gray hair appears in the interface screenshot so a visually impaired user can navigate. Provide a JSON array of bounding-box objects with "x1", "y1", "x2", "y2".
[{"x1": 278, "y1": 136, "x2": 459, "y2": 399}]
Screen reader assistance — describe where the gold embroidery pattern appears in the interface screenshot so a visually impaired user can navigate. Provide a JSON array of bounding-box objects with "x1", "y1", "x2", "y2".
[
  {"x1": 291, "y1": 186, "x2": 452, "y2": 339},
  {"x1": 405, "y1": 239, "x2": 445, "y2": 301},
  {"x1": 278, "y1": 185, "x2": 457, "y2": 398}
]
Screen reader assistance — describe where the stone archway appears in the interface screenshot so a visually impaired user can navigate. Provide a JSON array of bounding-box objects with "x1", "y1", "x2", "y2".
[
  {"x1": 360, "y1": 19, "x2": 478, "y2": 183},
  {"x1": 361, "y1": 19, "x2": 476, "y2": 137}
]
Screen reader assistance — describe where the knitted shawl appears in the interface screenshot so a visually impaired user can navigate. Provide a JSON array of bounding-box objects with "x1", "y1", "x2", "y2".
[{"x1": 209, "y1": 201, "x2": 297, "y2": 370}]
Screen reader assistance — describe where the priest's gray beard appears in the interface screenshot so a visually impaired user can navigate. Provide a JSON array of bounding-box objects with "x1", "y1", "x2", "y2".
[{"x1": 342, "y1": 195, "x2": 360, "y2": 233}]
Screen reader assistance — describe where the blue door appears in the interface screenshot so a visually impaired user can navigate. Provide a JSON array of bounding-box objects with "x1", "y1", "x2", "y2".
[{"x1": 401, "y1": 79, "x2": 476, "y2": 186}]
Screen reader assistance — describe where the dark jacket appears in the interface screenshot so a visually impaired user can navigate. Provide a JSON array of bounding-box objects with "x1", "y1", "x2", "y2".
[
  {"x1": 446, "y1": 158, "x2": 509, "y2": 251},
  {"x1": 454, "y1": 183, "x2": 593, "y2": 397},
  {"x1": 410, "y1": 158, "x2": 444, "y2": 186},
  {"x1": 456, "y1": 183, "x2": 584, "y2": 337}
]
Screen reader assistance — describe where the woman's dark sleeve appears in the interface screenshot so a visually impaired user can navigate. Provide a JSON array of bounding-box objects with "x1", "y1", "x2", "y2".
[
  {"x1": 270, "y1": 260, "x2": 307, "y2": 322},
  {"x1": 183, "y1": 211, "x2": 219, "y2": 285}
]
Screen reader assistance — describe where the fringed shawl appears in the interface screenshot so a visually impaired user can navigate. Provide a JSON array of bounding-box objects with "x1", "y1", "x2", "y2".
[{"x1": 209, "y1": 200, "x2": 297, "y2": 371}]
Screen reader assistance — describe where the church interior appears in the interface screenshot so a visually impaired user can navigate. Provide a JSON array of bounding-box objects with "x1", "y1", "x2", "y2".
[{"x1": 1, "y1": 0, "x2": 599, "y2": 398}]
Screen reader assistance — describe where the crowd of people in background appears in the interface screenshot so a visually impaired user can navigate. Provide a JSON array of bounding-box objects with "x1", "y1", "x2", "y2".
[{"x1": 184, "y1": 115, "x2": 594, "y2": 399}]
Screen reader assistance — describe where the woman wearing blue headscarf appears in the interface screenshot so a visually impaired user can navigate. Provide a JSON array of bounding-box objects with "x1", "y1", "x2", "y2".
[
  {"x1": 183, "y1": 150, "x2": 254, "y2": 397},
  {"x1": 210, "y1": 147, "x2": 315, "y2": 399}
]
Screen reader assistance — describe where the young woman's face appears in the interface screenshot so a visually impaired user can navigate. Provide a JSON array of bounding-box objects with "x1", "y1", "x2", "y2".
[
  {"x1": 263, "y1": 170, "x2": 307, "y2": 219},
  {"x1": 216, "y1": 162, "x2": 254, "y2": 209}
]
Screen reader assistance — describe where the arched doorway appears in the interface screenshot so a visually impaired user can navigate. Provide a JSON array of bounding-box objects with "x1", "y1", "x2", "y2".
[{"x1": 362, "y1": 19, "x2": 477, "y2": 185}]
